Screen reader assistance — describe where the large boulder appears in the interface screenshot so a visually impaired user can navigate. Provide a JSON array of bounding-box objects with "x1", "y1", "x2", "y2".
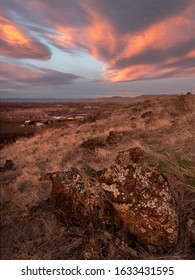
[
  {"x1": 48, "y1": 147, "x2": 179, "y2": 257},
  {"x1": 49, "y1": 168, "x2": 124, "y2": 259},
  {"x1": 49, "y1": 168, "x2": 121, "y2": 230},
  {"x1": 98, "y1": 147, "x2": 179, "y2": 252}
]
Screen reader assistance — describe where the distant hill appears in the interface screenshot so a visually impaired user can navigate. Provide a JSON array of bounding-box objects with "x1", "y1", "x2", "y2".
[
  {"x1": 0, "y1": 98, "x2": 74, "y2": 103},
  {"x1": 0, "y1": 93, "x2": 187, "y2": 103}
]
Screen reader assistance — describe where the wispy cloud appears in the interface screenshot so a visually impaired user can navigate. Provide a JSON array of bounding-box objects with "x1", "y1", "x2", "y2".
[
  {"x1": 0, "y1": 0, "x2": 194, "y2": 84},
  {"x1": 0, "y1": 62, "x2": 83, "y2": 90},
  {"x1": 0, "y1": 14, "x2": 51, "y2": 59}
]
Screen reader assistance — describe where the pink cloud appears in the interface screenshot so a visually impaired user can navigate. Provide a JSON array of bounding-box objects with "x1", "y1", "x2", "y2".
[
  {"x1": 0, "y1": 62, "x2": 82, "y2": 90},
  {"x1": 0, "y1": 15, "x2": 51, "y2": 60},
  {"x1": 0, "y1": 0, "x2": 195, "y2": 83},
  {"x1": 41, "y1": 0, "x2": 195, "y2": 82}
]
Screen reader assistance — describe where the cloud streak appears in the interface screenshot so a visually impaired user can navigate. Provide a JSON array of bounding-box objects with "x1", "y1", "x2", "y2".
[
  {"x1": 0, "y1": 14, "x2": 51, "y2": 59},
  {"x1": 0, "y1": 62, "x2": 82, "y2": 90},
  {"x1": 0, "y1": 0, "x2": 195, "y2": 84}
]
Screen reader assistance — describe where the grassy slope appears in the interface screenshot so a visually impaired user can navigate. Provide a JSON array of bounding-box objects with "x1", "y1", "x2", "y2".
[{"x1": 0, "y1": 94, "x2": 195, "y2": 259}]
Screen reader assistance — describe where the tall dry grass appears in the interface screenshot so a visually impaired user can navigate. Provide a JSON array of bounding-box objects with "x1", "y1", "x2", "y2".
[{"x1": 1, "y1": 94, "x2": 195, "y2": 259}]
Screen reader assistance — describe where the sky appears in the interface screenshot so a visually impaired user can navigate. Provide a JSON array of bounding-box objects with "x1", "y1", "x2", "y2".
[{"x1": 0, "y1": 0, "x2": 195, "y2": 99}]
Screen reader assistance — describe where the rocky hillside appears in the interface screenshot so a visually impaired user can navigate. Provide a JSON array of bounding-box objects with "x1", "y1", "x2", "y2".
[{"x1": 0, "y1": 94, "x2": 195, "y2": 259}]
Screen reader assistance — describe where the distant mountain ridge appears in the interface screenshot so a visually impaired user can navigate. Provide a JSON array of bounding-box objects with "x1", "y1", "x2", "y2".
[
  {"x1": 0, "y1": 96, "x2": 128, "y2": 103},
  {"x1": 0, "y1": 98, "x2": 74, "y2": 103},
  {"x1": 0, "y1": 93, "x2": 188, "y2": 103}
]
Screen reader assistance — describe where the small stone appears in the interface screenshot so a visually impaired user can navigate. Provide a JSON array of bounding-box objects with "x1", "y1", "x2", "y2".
[
  {"x1": 187, "y1": 219, "x2": 193, "y2": 228},
  {"x1": 167, "y1": 228, "x2": 174, "y2": 234}
]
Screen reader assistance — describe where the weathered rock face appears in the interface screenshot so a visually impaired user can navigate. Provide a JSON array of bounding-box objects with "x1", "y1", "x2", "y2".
[
  {"x1": 49, "y1": 147, "x2": 179, "y2": 257},
  {"x1": 98, "y1": 147, "x2": 179, "y2": 252},
  {"x1": 49, "y1": 168, "x2": 122, "y2": 232},
  {"x1": 49, "y1": 168, "x2": 124, "y2": 259}
]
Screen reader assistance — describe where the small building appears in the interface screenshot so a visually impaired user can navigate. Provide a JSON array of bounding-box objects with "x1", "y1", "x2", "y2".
[
  {"x1": 24, "y1": 120, "x2": 31, "y2": 125},
  {"x1": 24, "y1": 120, "x2": 36, "y2": 126},
  {"x1": 36, "y1": 122, "x2": 44, "y2": 127},
  {"x1": 52, "y1": 116, "x2": 64, "y2": 120}
]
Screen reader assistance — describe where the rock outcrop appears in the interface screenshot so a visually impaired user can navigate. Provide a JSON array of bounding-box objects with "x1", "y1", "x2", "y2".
[
  {"x1": 49, "y1": 168, "x2": 121, "y2": 230},
  {"x1": 49, "y1": 147, "x2": 179, "y2": 257},
  {"x1": 48, "y1": 168, "x2": 124, "y2": 259},
  {"x1": 80, "y1": 138, "x2": 105, "y2": 150},
  {"x1": 98, "y1": 147, "x2": 178, "y2": 252},
  {"x1": 106, "y1": 130, "x2": 132, "y2": 145},
  {"x1": 141, "y1": 111, "x2": 153, "y2": 118}
]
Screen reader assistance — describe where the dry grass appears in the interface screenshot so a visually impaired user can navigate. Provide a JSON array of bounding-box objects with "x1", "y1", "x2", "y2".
[{"x1": 0, "y1": 94, "x2": 195, "y2": 259}]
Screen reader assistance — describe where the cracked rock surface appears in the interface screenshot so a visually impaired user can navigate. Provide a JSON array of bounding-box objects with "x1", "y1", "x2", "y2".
[
  {"x1": 49, "y1": 147, "x2": 179, "y2": 257},
  {"x1": 98, "y1": 147, "x2": 178, "y2": 251}
]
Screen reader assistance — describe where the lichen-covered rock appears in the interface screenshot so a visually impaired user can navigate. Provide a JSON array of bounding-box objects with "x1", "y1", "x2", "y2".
[
  {"x1": 98, "y1": 147, "x2": 179, "y2": 252},
  {"x1": 49, "y1": 168, "x2": 122, "y2": 231},
  {"x1": 48, "y1": 148, "x2": 179, "y2": 256},
  {"x1": 83, "y1": 231, "x2": 138, "y2": 260},
  {"x1": 49, "y1": 167, "x2": 127, "y2": 259}
]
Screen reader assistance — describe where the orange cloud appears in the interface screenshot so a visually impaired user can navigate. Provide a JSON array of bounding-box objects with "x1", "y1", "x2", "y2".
[
  {"x1": 1, "y1": 23, "x2": 28, "y2": 45},
  {"x1": 42, "y1": 1, "x2": 195, "y2": 82},
  {"x1": 46, "y1": 8, "x2": 117, "y2": 60},
  {"x1": 0, "y1": 15, "x2": 51, "y2": 60},
  {"x1": 1, "y1": 0, "x2": 194, "y2": 84},
  {"x1": 101, "y1": 5, "x2": 195, "y2": 82}
]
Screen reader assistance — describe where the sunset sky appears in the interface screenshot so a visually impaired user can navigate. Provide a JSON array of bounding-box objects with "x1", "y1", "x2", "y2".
[{"x1": 0, "y1": 0, "x2": 195, "y2": 99}]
